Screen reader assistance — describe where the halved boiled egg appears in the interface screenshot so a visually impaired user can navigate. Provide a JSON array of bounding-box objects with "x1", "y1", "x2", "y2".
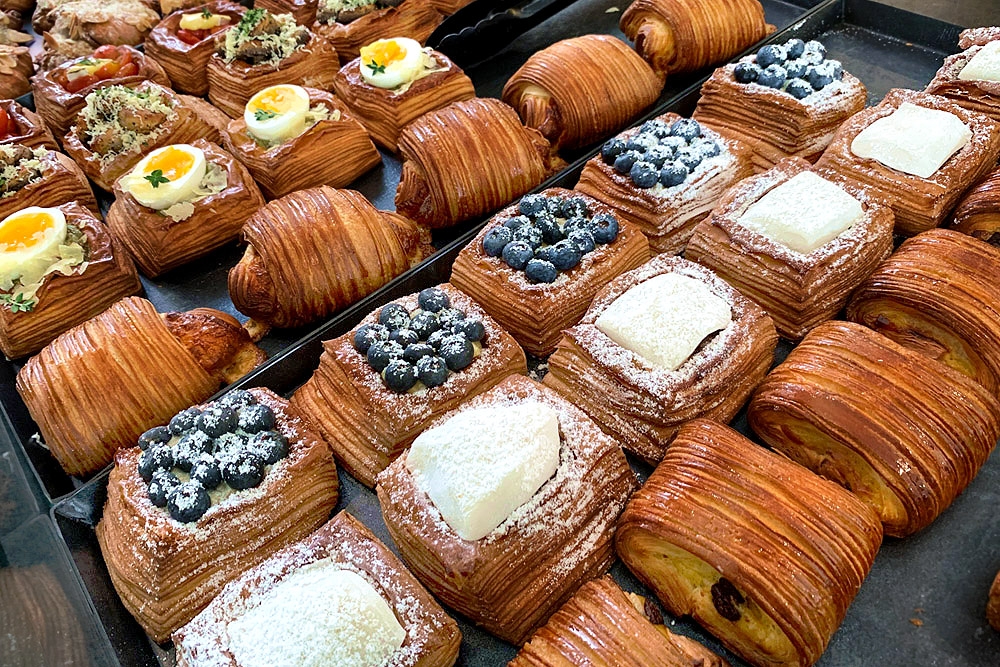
[
  {"x1": 359, "y1": 37, "x2": 427, "y2": 89},
  {"x1": 244, "y1": 84, "x2": 310, "y2": 144},
  {"x1": 121, "y1": 144, "x2": 207, "y2": 210},
  {"x1": 0, "y1": 207, "x2": 67, "y2": 282}
]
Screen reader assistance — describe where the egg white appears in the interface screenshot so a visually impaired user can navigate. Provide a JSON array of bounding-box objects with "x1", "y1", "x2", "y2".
[
  {"x1": 0, "y1": 206, "x2": 67, "y2": 282},
  {"x1": 122, "y1": 144, "x2": 208, "y2": 211},
  {"x1": 360, "y1": 37, "x2": 427, "y2": 89},
  {"x1": 244, "y1": 84, "x2": 311, "y2": 144}
]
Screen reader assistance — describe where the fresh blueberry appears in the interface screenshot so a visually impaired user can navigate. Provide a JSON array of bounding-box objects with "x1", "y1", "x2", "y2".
[
  {"x1": 147, "y1": 470, "x2": 180, "y2": 508},
  {"x1": 691, "y1": 137, "x2": 721, "y2": 158},
  {"x1": 425, "y1": 329, "x2": 448, "y2": 350},
  {"x1": 439, "y1": 334, "x2": 475, "y2": 371},
  {"x1": 190, "y1": 456, "x2": 222, "y2": 490},
  {"x1": 173, "y1": 431, "x2": 212, "y2": 472},
  {"x1": 782, "y1": 38, "x2": 803, "y2": 59},
  {"x1": 827, "y1": 59, "x2": 844, "y2": 80},
  {"x1": 167, "y1": 481, "x2": 210, "y2": 523},
  {"x1": 734, "y1": 61, "x2": 761, "y2": 83},
  {"x1": 482, "y1": 226, "x2": 514, "y2": 257},
  {"x1": 238, "y1": 403, "x2": 275, "y2": 434},
  {"x1": 676, "y1": 147, "x2": 703, "y2": 171},
  {"x1": 662, "y1": 136, "x2": 687, "y2": 152},
  {"x1": 383, "y1": 359, "x2": 417, "y2": 393},
  {"x1": 644, "y1": 145, "x2": 674, "y2": 168},
  {"x1": 561, "y1": 196, "x2": 590, "y2": 219},
  {"x1": 416, "y1": 355, "x2": 449, "y2": 387},
  {"x1": 512, "y1": 223, "x2": 543, "y2": 249},
  {"x1": 614, "y1": 150, "x2": 640, "y2": 175},
  {"x1": 625, "y1": 137, "x2": 650, "y2": 154},
  {"x1": 389, "y1": 328, "x2": 420, "y2": 347},
  {"x1": 214, "y1": 432, "x2": 247, "y2": 459},
  {"x1": 138, "y1": 425, "x2": 171, "y2": 451},
  {"x1": 784, "y1": 59, "x2": 807, "y2": 79},
  {"x1": 502, "y1": 240, "x2": 534, "y2": 270},
  {"x1": 544, "y1": 196, "x2": 565, "y2": 216},
  {"x1": 757, "y1": 64, "x2": 787, "y2": 89},
  {"x1": 378, "y1": 303, "x2": 410, "y2": 330},
  {"x1": 437, "y1": 307, "x2": 466, "y2": 329},
  {"x1": 168, "y1": 407, "x2": 201, "y2": 436},
  {"x1": 567, "y1": 230, "x2": 596, "y2": 254},
  {"x1": 249, "y1": 430, "x2": 289, "y2": 465},
  {"x1": 220, "y1": 449, "x2": 265, "y2": 490},
  {"x1": 799, "y1": 49, "x2": 824, "y2": 66},
  {"x1": 525, "y1": 259, "x2": 559, "y2": 284},
  {"x1": 640, "y1": 119, "x2": 670, "y2": 138},
  {"x1": 454, "y1": 318, "x2": 485, "y2": 342},
  {"x1": 669, "y1": 118, "x2": 702, "y2": 141},
  {"x1": 518, "y1": 194, "x2": 547, "y2": 217},
  {"x1": 366, "y1": 340, "x2": 404, "y2": 373},
  {"x1": 550, "y1": 240, "x2": 583, "y2": 271},
  {"x1": 630, "y1": 160, "x2": 660, "y2": 188},
  {"x1": 403, "y1": 343, "x2": 435, "y2": 363},
  {"x1": 219, "y1": 389, "x2": 255, "y2": 411},
  {"x1": 562, "y1": 216, "x2": 590, "y2": 238},
  {"x1": 353, "y1": 323, "x2": 389, "y2": 354},
  {"x1": 755, "y1": 44, "x2": 787, "y2": 68},
  {"x1": 534, "y1": 211, "x2": 563, "y2": 244},
  {"x1": 803, "y1": 40, "x2": 826, "y2": 58},
  {"x1": 417, "y1": 287, "x2": 450, "y2": 312},
  {"x1": 660, "y1": 161, "x2": 689, "y2": 187},
  {"x1": 533, "y1": 245, "x2": 558, "y2": 264},
  {"x1": 409, "y1": 310, "x2": 440, "y2": 340},
  {"x1": 786, "y1": 78, "x2": 813, "y2": 99},
  {"x1": 806, "y1": 65, "x2": 833, "y2": 90},
  {"x1": 504, "y1": 214, "x2": 530, "y2": 231},
  {"x1": 138, "y1": 444, "x2": 175, "y2": 483},
  {"x1": 591, "y1": 213, "x2": 620, "y2": 244}
]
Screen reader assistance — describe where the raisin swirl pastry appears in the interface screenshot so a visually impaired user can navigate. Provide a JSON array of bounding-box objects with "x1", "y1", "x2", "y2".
[
  {"x1": 313, "y1": 0, "x2": 443, "y2": 62},
  {"x1": 927, "y1": 27, "x2": 1000, "y2": 123},
  {"x1": 97, "y1": 387, "x2": 339, "y2": 642},
  {"x1": 617, "y1": 419, "x2": 882, "y2": 667},
  {"x1": 0, "y1": 143, "x2": 98, "y2": 220},
  {"x1": 950, "y1": 163, "x2": 1000, "y2": 243},
  {"x1": 748, "y1": 321, "x2": 1000, "y2": 537},
  {"x1": 0, "y1": 100, "x2": 58, "y2": 151}
]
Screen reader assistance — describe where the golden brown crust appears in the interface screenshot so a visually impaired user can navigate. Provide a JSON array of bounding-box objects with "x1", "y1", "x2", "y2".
[
  {"x1": 34, "y1": 0, "x2": 160, "y2": 47},
  {"x1": 427, "y1": 0, "x2": 472, "y2": 14},
  {"x1": 254, "y1": 0, "x2": 315, "y2": 25},
  {"x1": 989, "y1": 570, "x2": 1000, "y2": 632},
  {"x1": 0, "y1": 148, "x2": 98, "y2": 220},
  {"x1": 0, "y1": 100, "x2": 58, "y2": 151},
  {"x1": 161, "y1": 307, "x2": 267, "y2": 384},
  {"x1": 314, "y1": 0, "x2": 443, "y2": 62},
  {"x1": 748, "y1": 320, "x2": 1000, "y2": 537},
  {"x1": 927, "y1": 31, "x2": 1000, "y2": 123},
  {"x1": 0, "y1": 44, "x2": 32, "y2": 98},
  {"x1": 950, "y1": 163, "x2": 1000, "y2": 244}
]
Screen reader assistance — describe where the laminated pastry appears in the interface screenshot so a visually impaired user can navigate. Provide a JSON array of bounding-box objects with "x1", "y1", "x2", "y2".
[
  {"x1": 0, "y1": 0, "x2": 33, "y2": 24},
  {"x1": 512, "y1": 576, "x2": 728, "y2": 667},
  {"x1": 313, "y1": 0, "x2": 443, "y2": 62},
  {"x1": 205, "y1": 8, "x2": 340, "y2": 118},
  {"x1": 847, "y1": 229, "x2": 1000, "y2": 396},
  {"x1": 376, "y1": 374, "x2": 636, "y2": 645},
  {"x1": 694, "y1": 38, "x2": 867, "y2": 172},
  {"x1": 107, "y1": 139, "x2": 265, "y2": 277},
  {"x1": 222, "y1": 84, "x2": 380, "y2": 199},
  {"x1": 926, "y1": 28, "x2": 1000, "y2": 123},
  {"x1": 62, "y1": 81, "x2": 225, "y2": 192},
  {"x1": 395, "y1": 98, "x2": 565, "y2": 229},
  {"x1": 684, "y1": 158, "x2": 894, "y2": 341},
  {"x1": 959, "y1": 26, "x2": 1000, "y2": 49},
  {"x1": 0, "y1": 100, "x2": 58, "y2": 150},
  {"x1": 0, "y1": 43, "x2": 31, "y2": 99},
  {"x1": 620, "y1": 0, "x2": 773, "y2": 77},
  {"x1": 0, "y1": 144, "x2": 98, "y2": 220},
  {"x1": 748, "y1": 320, "x2": 1000, "y2": 538},
  {"x1": 428, "y1": 0, "x2": 471, "y2": 14},
  {"x1": 950, "y1": 163, "x2": 1000, "y2": 243},
  {"x1": 16, "y1": 296, "x2": 266, "y2": 477},
  {"x1": 543, "y1": 255, "x2": 777, "y2": 464},
  {"x1": 33, "y1": 0, "x2": 161, "y2": 70},
  {"x1": 96, "y1": 387, "x2": 339, "y2": 642},
  {"x1": 174, "y1": 511, "x2": 461, "y2": 666},
  {"x1": 145, "y1": 1, "x2": 246, "y2": 96},
  {"x1": 989, "y1": 571, "x2": 1000, "y2": 632},
  {"x1": 502, "y1": 34, "x2": 664, "y2": 152},
  {"x1": 616, "y1": 419, "x2": 882, "y2": 667},
  {"x1": 0, "y1": 201, "x2": 140, "y2": 359},
  {"x1": 290, "y1": 283, "x2": 527, "y2": 487},
  {"x1": 450, "y1": 188, "x2": 651, "y2": 357},
  {"x1": 332, "y1": 37, "x2": 475, "y2": 151},
  {"x1": 228, "y1": 186, "x2": 433, "y2": 329},
  {"x1": 576, "y1": 114, "x2": 754, "y2": 254},
  {"x1": 814, "y1": 88, "x2": 1000, "y2": 236}
]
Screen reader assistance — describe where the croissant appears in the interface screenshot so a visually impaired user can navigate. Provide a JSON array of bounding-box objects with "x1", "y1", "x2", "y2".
[
  {"x1": 0, "y1": 565, "x2": 90, "y2": 667},
  {"x1": 616, "y1": 419, "x2": 882, "y2": 667},
  {"x1": 395, "y1": 97, "x2": 565, "y2": 229},
  {"x1": 16, "y1": 296, "x2": 266, "y2": 477},
  {"x1": 229, "y1": 186, "x2": 433, "y2": 329},
  {"x1": 428, "y1": 0, "x2": 472, "y2": 14},
  {"x1": 748, "y1": 321, "x2": 1000, "y2": 537},
  {"x1": 0, "y1": 144, "x2": 98, "y2": 221},
  {"x1": 0, "y1": 100, "x2": 58, "y2": 151},
  {"x1": 313, "y1": 0, "x2": 443, "y2": 62},
  {"x1": 0, "y1": 44, "x2": 31, "y2": 98},
  {"x1": 620, "y1": 0, "x2": 773, "y2": 76},
  {"x1": 927, "y1": 29, "x2": 1000, "y2": 123},
  {"x1": 950, "y1": 164, "x2": 1000, "y2": 243}
]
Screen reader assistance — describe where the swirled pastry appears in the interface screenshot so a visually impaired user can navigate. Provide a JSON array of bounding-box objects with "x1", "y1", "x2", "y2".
[
  {"x1": 0, "y1": 100, "x2": 58, "y2": 150},
  {"x1": 544, "y1": 255, "x2": 777, "y2": 463},
  {"x1": 229, "y1": 186, "x2": 432, "y2": 329},
  {"x1": 502, "y1": 34, "x2": 664, "y2": 152},
  {"x1": 313, "y1": 0, "x2": 443, "y2": 62},
  {"x1": 16, "y1": 296, "x2": 266, "y2": 476},
  {"x1": 927, "y1": 28, "x2": 1000, "y2": 123},
  {"x1": 950, "y1": 164, "x2": 1000, "y2": 243},
  {"x1": 577, "y1": 115, "x2": 754, "y2": 254},
  {"x1": 815, "y1": 88, "x2": 1000, "y2": 236},
  {"x1": 174, "y1": 510, "x2": 461, "y2": 666},
  {"x1": 223, "y1": 84, "x2": 380, "y2": 199},
  {"x1": 0, "y1": 43, "x2": 31, "y2": 99},
  {"x1": 97, "y1": 387, "x2": 339, "y2": 642},
  {"x1": 451, "y1": 188, "x2": 651, "y2": 356},
  {"x1": 0, "y1": 144, "x2": 97, "y2": 220},
  {"x1": 376, "y1": 375, "x2": 636, "y2": 645},
  {"x1": 332, "y1": 38, "x2": 474, "y2": 151},
  {"x1": 748, "y1": 321, "x2": 1000, "y2": 537},
  {"x1": 617, "y1": 419, "x2": 882, "y2": 667},
  {"x1": 620, "y1": 0, "x2": 772, "y2": 76},
  {"x1": 395, "y1": 98, "x2": 564, "y2": 229},
  {"x1": 291, "y1": 283, "x2": 526, "y2": 487},
  {"x1": 685, "y1": 158, "x2": 893, "y2": 340}
]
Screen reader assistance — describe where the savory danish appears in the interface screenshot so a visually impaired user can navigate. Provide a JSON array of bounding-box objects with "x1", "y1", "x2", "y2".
[
  {"x1": 97, "y1": 387, "x2": 339, "y2": 642},
  {"x1": 291, "y1": 283, "x2": 527, "y2": 487},
  {"x1": 950, "y1": 163, "x2": 1000, "y2": 243},
  {"x1": 376, "y1": 374, "x2": 636, "y2": 645},
  {"x1": 0, "y1": 43, "x2": 31, "y2": 99},
  {"x1": 450, "y1": 188, "x2": 651, "y2": 357},
  {"x1": 815, "y1": 88, "x2": 1000, "y2": 236},
  {"x1": 332, "y1": 37, "x2": 475, "y2": 152},
  {"x1": 748, "y1": 321, "x2": 1000, "y2": 537},
  {"x1": 685, "y1": 158, "x2": 893, "y2": 340},
  {"x1": 16, "y1": 296, "x2": 265, "y2": 476},
  {"x1": 0, "y1": 100, "x2": 58, "y2": 150},
  {"x1": 0, "y1": 143, "x2": 98, "y2": 220},
  {"x1": 577, "y1": 114, "x2": 754, "y2": 254},
  {"x1": 616, "y1": 419, "x2": 882, "y2": 667},
  {"x1": 222, "y1": 84, "x2": 380, "y2": 199},
  {"x1": 33, "y1": 0, "x2": 161, "y2": 70},
  {"x1": 313, "y1": 0, "x2": 443, "y2": 62},
  {"x1": 174, "y1": 510, "x2": 461, "y2": 666},
  {"x1": 543, "y1": 255, "x2": 777, "y2": 464},
  {"x1": 927, "y1": 27, "x2": 1000, "y2": 123}
]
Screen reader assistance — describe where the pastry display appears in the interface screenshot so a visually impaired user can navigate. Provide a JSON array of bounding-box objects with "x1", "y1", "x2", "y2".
[
  {"x1": 291, "y1": 283, "x2": 527, "y2": 487},
  {"x1": 395, "y1": 97, "x2": 565, "y2": 229},
  {"x1": 847, "y1": 229, "x2": 1000, "y2": 396},
  {"x1": 0, "y1": 143, "x2": 98, "y2": 220},
  {"x1": 144, "y1": 1, "x2": 245, "y2": 96},
  {"x1": 313, "y1": 0, "x2": 443, "y2": 62},
  {"x1": 376, "y1": 374, "x2": 636, "y2": 645},
  {"x1": 927, "y1": 27, "x2": 1000, "y2": 123},
  {"x1": 748, "y1": 321, "x2": 1000, "y2": 537},
  {"x1": 543, "y1": 255, "x2": 777, "y2": 464},
  {"x1": 33, "y1": 0, "x2": 161, "y2": 70},
  {"x1": 616, "y1": 419, "x2": 882, "y2": 667},
  {"x1": 62, "y1": 81, "x2": 225, "y2": 192},
  {"x1": 950, "y1": 163, "x2": 1000, "y2": 243},
  {"x1": 815, "y1": 88, "x2": 1000, "y2": 236},
  {"x1": 228, "y1": 186, "x2": 432, "y2": 329},
  {"x1": 174, "y1": 510, "x2": 461, "y2": 666},
  {"x1": 620, "y1": 0, "x2": 773, "y2": 76},
  {"x1": 0, "y1": 42, "x2": 31, "y2": 98},
  {"x1": 685, "y1": 157, "x2": 894, "y2": 340},
  {"x1": 577, "y1": 114, "x2": 754, "y2": 254},
  {"x1": 107, "y1": 139, "x2": 265, "y2": 277},
  {"x1": 502, "y1": 34, "x2": 664, "y2": 152},
  {"x1": 332, "y1": 37, "x2": 475, "y2": 151},
  {"x1": 16, "y1": 296, "x2": 266, "y2": 476},
  {"x1": 96, "y1": 386, "x2": 339, "y2": 642},
  {"x1": 222, "y1": 84, "x2": 380, "y2": 199},
  {"x1": 694, "y1": 38, "x2": 867, "y2": 172},
  {"x1": 206, "y1": 8, "x2": 340, "y2": 118},
  {"x1": 450, "y1": 188, "x2": 651, "y2": 357},
  {"x1": 512, "y1": 576, "x2": 728, "y2": 667},
  {"x1": 0, "y1": 100, "x2": 58, "y2": 150}
]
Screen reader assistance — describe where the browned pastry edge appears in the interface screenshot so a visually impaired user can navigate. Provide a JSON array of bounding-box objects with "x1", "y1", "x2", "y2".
[
  {"x1": 161, "y1": 307, "x2": 267, "y2": 385},
  {"x1": 959, "y1": 27, "x2": 1000, "y2": 49},
  {"x1": 0, "y1": 148, "x2": 98, "y2": 220},
  {"x1": 926, "y1": 42, "x2": 1000, "y2": 124},
  {"x1": 313, "y1": 0, "x2": 443, "y2": 63},
  {"x1": 254, "y1": 0, "x2": 316, "y2": 26},
  {"x1": 0, "y1": 100, "x2": 58, "y2": 150},
  {"x1": 988, "y1": 570, "x2": 1000, "y2": 632},
  {"x1": 950, "y1": 163, "x2": 1000, "y2": 244},
  {"x1": 0, "y1": 43, "x2": 32, "y2": 98}
]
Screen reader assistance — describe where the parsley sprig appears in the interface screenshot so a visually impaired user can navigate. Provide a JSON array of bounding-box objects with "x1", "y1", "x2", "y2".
[
  {"x1": 2, "y1": 292, "x2": 34, "y2": 313},
  {"x1": 253, "y1": 109, "x2": 278, "y2": 121},
  {"x1": 144, "y1": 169, "x2": 170, "y2": 188},
  {"x1": 201, "y1": 7, "x2": 212, "y2": 18},
  {"x1": 367, "y1": 60, "x2": 386, "y2": 75}
]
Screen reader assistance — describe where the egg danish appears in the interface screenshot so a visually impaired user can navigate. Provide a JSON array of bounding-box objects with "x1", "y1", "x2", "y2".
[{"x1": 313, "y1": 0, "x2": 443, "y2": 62}]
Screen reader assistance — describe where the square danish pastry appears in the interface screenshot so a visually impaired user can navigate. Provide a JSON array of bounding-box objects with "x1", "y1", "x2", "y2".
[{"x1": 926, "y1": 27, "x2": 1000, "y2": 123}]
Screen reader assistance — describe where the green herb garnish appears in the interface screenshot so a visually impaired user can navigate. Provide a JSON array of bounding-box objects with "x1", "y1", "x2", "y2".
[
  {"x1": 2, "y1": 292, "x2": 34, "y2": 313},
  {"x1": 239, "y1": 8, "x2": 266, "y2": 33},
  {"x1": 144, "y1": 169, "x2": 170, "y2": 188},
  {"x1": 253, "y1": 109, "x2": 278, "y2": 121},
  {"x1": 366, "y1": 60, "x2": 386, "y2": 75},
  {"x1": 201, "y1": 7, "x2": 212, "y2": 19}
]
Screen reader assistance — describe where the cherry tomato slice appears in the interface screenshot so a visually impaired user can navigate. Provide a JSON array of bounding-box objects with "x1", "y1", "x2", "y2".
[
  {"x1": 93, "y1": 44, "x2": 120, "y2": 60},
  {"x1": 94, "y1": 60, "x2": 121, "y2": 80},
  {"x1": 0, "y1": 107, "x2": 10, "y2": 140},
  {"x1": 64, "y1": 73, "x2": 99, "y2": 94},
  {"x1": 176, "y1": 29, "x2": 204, "y2": 46},
  {"x1": 117, "y1": 62, "x2": 139, "y2": 78},
  {"x1": 117, "y1": 50, "x2": 133, "y2": 67}
]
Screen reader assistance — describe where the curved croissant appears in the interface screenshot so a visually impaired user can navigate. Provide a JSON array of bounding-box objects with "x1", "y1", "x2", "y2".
[
  {"x1": 313, "y1": 0, "x2": 443, "y2": 62},
  {"x1": 0, "y1": 44, "x2": 31, "y2": 99},
  {"x1": 229, "y1": 186, "x2": 433, "y2": 329},
  {"x1": 950, "y1": 164, "x2": 1000, "y2": 244},
  {"x1": 502, "y1": 34, "x2": 664, "y2": 152},
  {"x1": 620, "y1": 0, "x2": 772, "y2": 76}
]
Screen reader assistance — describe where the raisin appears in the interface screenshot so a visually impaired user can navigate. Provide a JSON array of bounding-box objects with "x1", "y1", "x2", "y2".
[{"x1": 711, "y1": 578, "x2": 745, "y2": 622}]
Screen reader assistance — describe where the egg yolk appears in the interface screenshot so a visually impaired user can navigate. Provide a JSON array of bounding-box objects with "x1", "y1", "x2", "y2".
[
  {"x1": 249, "y1": 87, "x2": 297, "y2": 115},
  {"x1": 144, "y1": 146, "x2": 196, "y2": 182},
  {"x1": 361, "y1": 40, "x2": 406, "y2": 69},
  {"x1": 0, "y1": 211, "x2": 55, "y2": 252}
]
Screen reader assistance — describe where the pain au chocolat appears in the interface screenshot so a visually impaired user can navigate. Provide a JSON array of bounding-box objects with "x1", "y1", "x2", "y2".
[
  {"x1": 927, "y1": 26, "x2": 1000, "y2": 123},
  {"x1": 312, "y1": 0, "x2": 444, "y2": 63},
  {"x1": 950, "y1": 163, "x2": 1000, "y2": 244}
]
